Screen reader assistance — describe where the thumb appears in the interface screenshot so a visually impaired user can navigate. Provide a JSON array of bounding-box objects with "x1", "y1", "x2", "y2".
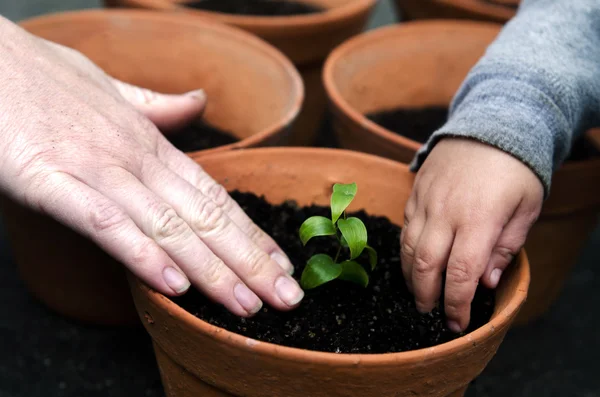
[{"x1": 111, "y1": 78, "x2": 206, "y2": 132}]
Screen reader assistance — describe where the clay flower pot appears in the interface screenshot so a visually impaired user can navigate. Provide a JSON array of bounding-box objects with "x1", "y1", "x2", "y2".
[
  {"x1": 2, "y1": 9, "x2": 302, "y2": 326},
  {"x1": 394, "y1": 0, "x2": 519, "y2": 24},
  {"x1": 128, "y1": 147, "x2": 530, "y2": 397},
  {"x1": 103, "y1": 0, "x2": 378, "y2": 146},
  {"x1": 323, "y1": 20, "x2": 600, "y2": 325}
]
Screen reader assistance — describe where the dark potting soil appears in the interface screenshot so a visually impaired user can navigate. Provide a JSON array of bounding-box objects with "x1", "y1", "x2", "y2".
[
  {"x1": 366, "y1": 106, "x2": 449, "y2": 144},
  {"x1": 164, "y1": 121, "x2": 238, "y2": 152},
  {"x1": 185, "y1": 0, "x2": 324, "y2": 16},
  {"x1": 366, "y1": 106, "x2": 599, "y2": 162},
  {"x1": 173, "y1": 191, "x2": 495, "y2": 354}
]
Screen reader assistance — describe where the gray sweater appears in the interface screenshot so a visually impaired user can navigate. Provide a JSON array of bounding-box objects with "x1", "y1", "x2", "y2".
[{"x1": 410, "y1": 0, "x2": 600, "y2": 197}]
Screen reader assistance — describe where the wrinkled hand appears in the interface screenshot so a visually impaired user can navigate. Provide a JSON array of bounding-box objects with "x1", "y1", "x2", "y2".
[
  {"x1": 402, "y1": 138, "x2": 543, "y2": 332},
  {"x1": 0, "y1": 17, "x2": 303, "y2": 317}
]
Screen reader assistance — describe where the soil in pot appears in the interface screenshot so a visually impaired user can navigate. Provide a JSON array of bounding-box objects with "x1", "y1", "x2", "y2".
[
  {"x1": 163, "y1": 121, "x2": 238, "y2": 152},
  {"x1": 366, "y1": 106, "x2": 600, "y2": 162},
  {"x1": 173, "y1": 191, "x2": 495, "y2": 354},
  {"x1": 185, "y1": 0, "x2": 325, "y2": 16}
]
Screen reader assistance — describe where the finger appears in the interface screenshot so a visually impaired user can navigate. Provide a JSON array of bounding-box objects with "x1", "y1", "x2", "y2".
[
  {"x1": 411, "y1": 220, "x2": 454, "y2": 313},
  {"x1": 481, "y1": 214, "x2": 532, "y2": 289},
  {"x1": 138, "y1": 157, "x2": 304, "y2": 311},
  {"x1": 88, "y1": 167, "x2": 261, "y2": 317},
  {"x1": 444, "y1": 226, "x2": 500, "y2": 333},
  {"x1": 32, "y1": 171, "x2": 191, "y2": 297},
  {"x1": 400, "y1": 208, "x2": 425, "y2": 293},
  {"x1": 112, "y1": 78, "x2": 206, "y2": 131},
  {"x1": 156, "y1": 140, "x2": 295, "y2": 274}
]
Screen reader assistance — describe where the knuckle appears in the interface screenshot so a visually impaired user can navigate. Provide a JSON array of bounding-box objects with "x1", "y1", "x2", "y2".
[
  {"x1": 447, "y1": 259, "x2": 475, "y2": 285},
  {"x1": 201, "y1": 256, "x2": 226, "y2": 285},
  {"x1": 495, "y1": 246, "x2": 516, "y2": 263},
  {"x1": 151, "y1": 204, "x2": 187, "y2": 241},
  {"x1": 245, "y1": 249, "x2": 271, "y2": 278},
  {"x1": 130, "y1": 239, "x2": 155, "y2": 268},
  {"x1": 246, "y1": 223, "x2": 266, "y2": 244},
  {"x1": 192, "y1": 196, "x2": 227, "y2": 234},
  {"x1": 413, "y1": 255, "x2": 437, "y2": 278},
  {"x1": 88, "y1": 201, "x2": 128, "y2": 233},
  {"x1": 444, "y1": 300, "x2": 465, "y2": 317},
  {"x1": 401, "y1": 240, "x2": 416, "y2": 259},
  {"x1": 206, "y1": 183, "x2": 230, "y2": 208}
]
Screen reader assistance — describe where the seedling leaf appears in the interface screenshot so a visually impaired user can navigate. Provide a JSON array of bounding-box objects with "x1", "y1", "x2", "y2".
[
  {"x1": 365, "y1": 245, "x2": 377, "y2": 270},
  {"x1": 331, "y1": 183, "x2": 357, "y2": 223},
  {"x1": 299, "y1": 216, "x2": 336, "y2": 245},
  {"x1": 339, "y1": 261, "x2": 369, "y2": 287},
  {"x1": 300, "y1": 254, "x2": 342, "y2": 289},
  {"x1": 337, "y1": 217, "x2": 367, "y2": 259}
]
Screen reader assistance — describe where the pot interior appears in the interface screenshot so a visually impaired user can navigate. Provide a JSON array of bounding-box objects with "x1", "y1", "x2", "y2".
[
  {"x1": 20, "y1": 11, "x2": 301, "y2": 140},
  {"x1": 195, "y1": 148, "x2": 527, "y2": 323}
]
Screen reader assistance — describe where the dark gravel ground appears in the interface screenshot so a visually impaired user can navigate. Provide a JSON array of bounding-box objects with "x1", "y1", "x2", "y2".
[{"x1": 1, "y1": 215, "x2": 599, "y2": 397}]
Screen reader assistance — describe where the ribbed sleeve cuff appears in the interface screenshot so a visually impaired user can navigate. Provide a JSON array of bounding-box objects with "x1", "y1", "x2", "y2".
[{"x1": 409, "y1": 76, "x2": 571, "y2": 198}]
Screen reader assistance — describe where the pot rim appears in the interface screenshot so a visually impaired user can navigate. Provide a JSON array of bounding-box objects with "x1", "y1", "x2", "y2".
[
  {"x1": 134, "y1": 147, "x2": 530, "y2": 366},
  {"x1": 323, "y1": 19, "x2": 503, "y2": 154},
  {"x1": 18, "y1": 9, "x2": 305, "y2": 155},
  {"x1": 133, "y1": 0, "x2": 379, "y2": 30}
]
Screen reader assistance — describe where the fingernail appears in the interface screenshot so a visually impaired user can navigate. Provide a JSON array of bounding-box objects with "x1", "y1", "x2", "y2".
[
  {"x1": 447, "y1": 320, "x2": 462, "y2": 333},
  {"x1": 271, "y1": 252, "x2": 294, "y2": 275},
  {"x1": 490, "y1": 268, "x2": 503, "y2": 288},
  {"x1": 163, "y1": 267, "x2": 191, "y2": 294},
  {"x1": 275, "y1": 276, "x2": 304, "y2": 307},
  {"x1": 184, "y1": 89, "x2": 205, "y2": 100},
  {"x1": 234, "y1": 283, "x2": 262, "y2": 315}
]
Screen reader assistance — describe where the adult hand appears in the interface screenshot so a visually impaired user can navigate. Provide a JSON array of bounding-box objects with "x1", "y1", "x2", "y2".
[
  {"x1": 402, "y1": 138, "x2": 543, "y2": 332},
  {"x1": 0, "y1": 17, "x2": 303, "y2": 317}
]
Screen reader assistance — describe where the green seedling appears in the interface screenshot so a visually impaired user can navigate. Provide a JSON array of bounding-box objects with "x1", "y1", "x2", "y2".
[{"x1": 298, "y1": 182, "x2": 377, "y2": 290}]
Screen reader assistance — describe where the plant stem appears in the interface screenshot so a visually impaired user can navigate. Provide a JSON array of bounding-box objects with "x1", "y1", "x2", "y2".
[{"x1": 333, "y1": 245, "x2": 342, "y2": 263}]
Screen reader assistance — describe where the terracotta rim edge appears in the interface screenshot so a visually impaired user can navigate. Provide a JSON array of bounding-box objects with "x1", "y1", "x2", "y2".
[
  {"x1": 135, "y1": 147, "x2": 530, "y2": 366},
  {"x1": 18, "y1": 9, "x2": 305, "y2": 153},
  {"x1": 323, "y1": 19, "x2": 503, "y2": 154}
]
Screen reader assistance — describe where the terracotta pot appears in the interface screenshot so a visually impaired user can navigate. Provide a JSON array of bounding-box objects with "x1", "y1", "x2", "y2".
[
  {"x1": 394, "y1": 0, "x2": 518, "y2": 24},
  {"x1": 323, "y1": 20, "x2": 600, "y2": 326},
  {"x1": 324, "y1": 20, "x2": 501, "y2": 163},
  {"x1": 128, "y1": 147, "x2": 530, "y2": 397},
  {"x1": 103, "y1": 0, "x2": 378, "y2": 146},
  {"x1": 4, "y1": 9, "x2": 303, "y2": 326}
]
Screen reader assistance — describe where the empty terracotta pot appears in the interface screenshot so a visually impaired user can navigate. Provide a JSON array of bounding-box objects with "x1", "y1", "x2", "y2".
[
  {"x1": 103, "y1": 0, "x2": 378, "y2": 146},
  {"x1": 323, "y1": 20, "x2": 600, "y2": 326},
  {"x1": 394, "y1": 0, "x2": 518, "y2": 23},
  {"x1": 128, "y1": 147, "x2": 530, "y2": 397},
  {"x1": 4, "y1": 9, "x2": 303, "y2": 326}
]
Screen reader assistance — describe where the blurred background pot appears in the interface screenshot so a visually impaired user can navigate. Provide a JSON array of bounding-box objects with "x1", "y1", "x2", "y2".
[{"x1": 103, "y1": 0, "x2": 378, "y2": 146}]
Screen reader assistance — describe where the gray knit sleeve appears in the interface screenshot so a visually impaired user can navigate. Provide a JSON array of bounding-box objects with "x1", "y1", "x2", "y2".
[{"x1": 409, "y1": 0, "x2": 600, "y2": 197}]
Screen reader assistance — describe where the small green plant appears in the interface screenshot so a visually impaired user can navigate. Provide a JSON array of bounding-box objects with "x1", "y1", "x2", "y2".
[{"x1": 298, "y1": 182, "x2": 377, "y2": 290}]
